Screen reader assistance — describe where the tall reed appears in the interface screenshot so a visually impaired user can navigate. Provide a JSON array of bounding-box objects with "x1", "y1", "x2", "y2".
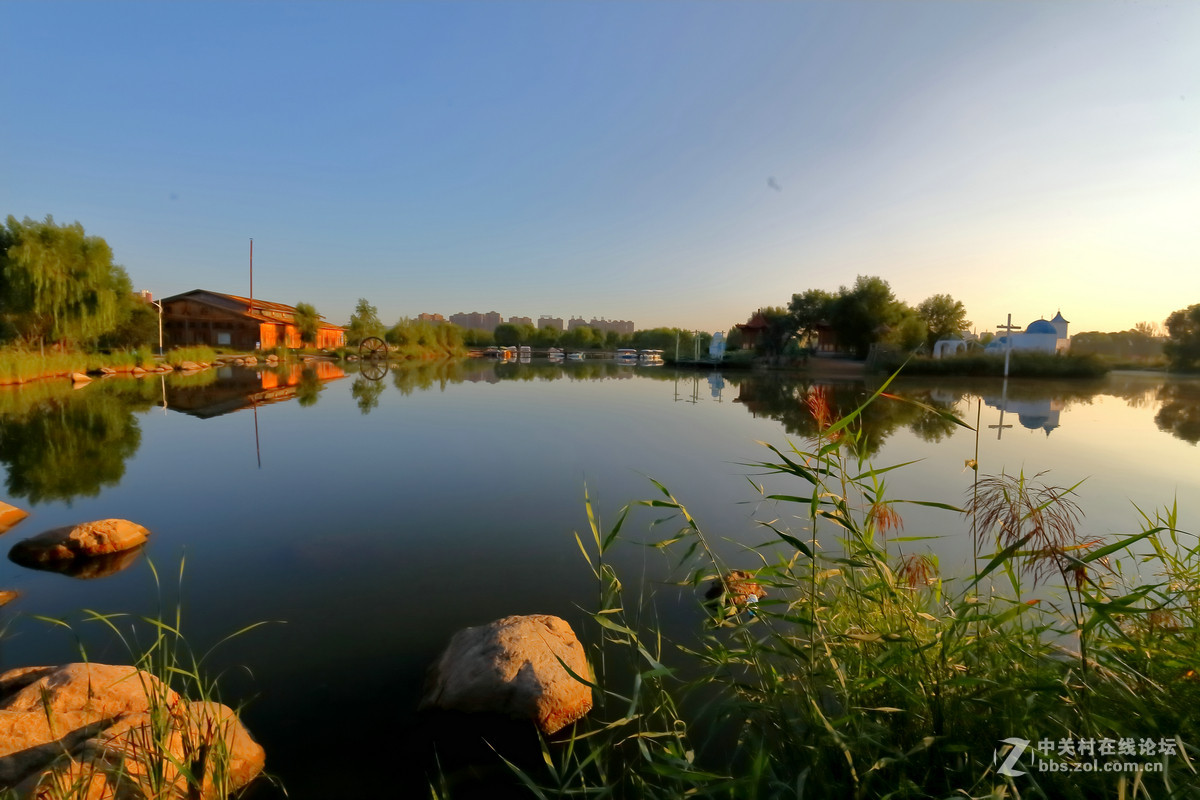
[{"x1": 527, "y1": 372, "x2": 1200, "y2": 799}]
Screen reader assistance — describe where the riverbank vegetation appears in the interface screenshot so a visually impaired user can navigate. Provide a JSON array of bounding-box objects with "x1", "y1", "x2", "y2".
[
  {"x1": 525, "y1": 378, "x2": 1200, "y2": 798},
  {"x1": 874, "y1": 351, "x2": 1109, "y2": 379}
]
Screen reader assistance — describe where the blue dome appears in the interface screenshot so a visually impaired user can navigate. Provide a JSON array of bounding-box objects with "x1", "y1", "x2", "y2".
[{"x1": 1026, "y1": 319, "x2": 1057, "y2": 334}]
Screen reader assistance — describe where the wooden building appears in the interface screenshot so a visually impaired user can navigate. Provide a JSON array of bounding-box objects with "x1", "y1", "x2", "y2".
[
  {"x1": 160, "y1": 290, "x2": 345, "y2": 351},
  {"x1": 734, "y1": 312, "x2": 769, "y2": 350}
]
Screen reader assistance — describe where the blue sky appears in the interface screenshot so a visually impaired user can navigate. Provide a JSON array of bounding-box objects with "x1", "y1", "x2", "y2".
[{"x1": 3, "y1": 1, "x2": 1197, "y2": 335}]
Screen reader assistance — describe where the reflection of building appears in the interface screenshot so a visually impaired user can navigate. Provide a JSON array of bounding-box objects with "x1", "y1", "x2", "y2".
[
  {"x1": 161, "y1": 290, "x2": 345, "y2": 350},
  {"x1": 981, "y1": 393, "x2": 1064, "y2": 436},
  {"x1": 165, "y1": 361, "x2": 346, "y2": 418},
  {"x1": 985, "y1": 312, "x2": 1069, "y2": 355}
]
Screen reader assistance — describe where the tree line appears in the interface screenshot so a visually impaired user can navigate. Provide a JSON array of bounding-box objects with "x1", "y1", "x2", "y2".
[{"x1": 733, "y1": 275, "x2": 972, "y2": 360}]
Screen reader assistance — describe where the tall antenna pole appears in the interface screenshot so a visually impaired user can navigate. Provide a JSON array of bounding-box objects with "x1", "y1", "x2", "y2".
[{"x1": 249, "y1": 238, "x2": 254, "y2": 307}]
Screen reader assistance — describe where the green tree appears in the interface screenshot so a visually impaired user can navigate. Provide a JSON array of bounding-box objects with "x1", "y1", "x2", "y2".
[
  {"x1": 346, "y1": 298, "x2": 384, "y2": 346},
  {"x1": 885, "y1": 307, "x2": 929, "y2": 353},
  {"x1": 788, "y1": 289, "x2": 836, "y2": 348},
  {"x1": 98, "y1": 299, "x2": 158, "y2": 350},
  {"x1": 916, "y1": 294, "x2": 972, "y2": 351},
  {"x1": 752, "y1": 307, "x2": 796, "y2": 357},
  {"x1": 294, "y1": 302, "x2": 320, "y2": 347},
  {"x1": 1, "y1": 215, "x2": 133, "y2": 348},
  {"x1": 493, "y1": 323, "x2": 521, "y2": 346},
  {"x1": 1164, "y1": 304, "x2": 1200, "y2": 371},
  {"x1": 829, "y1": 276, "x2": 908, "y2": 359}
]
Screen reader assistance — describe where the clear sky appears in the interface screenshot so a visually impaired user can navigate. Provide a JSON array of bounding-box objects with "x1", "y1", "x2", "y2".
[{"x1": 2, "y1": 1, "x2": 1197, "y2": 335}]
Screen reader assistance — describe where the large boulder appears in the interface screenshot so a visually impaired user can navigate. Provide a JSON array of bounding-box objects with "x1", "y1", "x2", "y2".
[
  {"x1": 421, "y1": 614, "x2": 592, "y2": 735},
  {"x1": 0, "y1": 663, "x2": 264, "y2": 798},
  {"x1": 9, "y1": 519, "x2": 149, "y2": 565},
  {"x1": 0, "y1": 502, "x2": 28, "y2": 535}
]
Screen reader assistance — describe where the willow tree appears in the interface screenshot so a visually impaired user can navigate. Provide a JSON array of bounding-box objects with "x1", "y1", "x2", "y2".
[
  {"x1": 0, "y1": 215, "x2": 131, "y2": 348},
  {"x1": 294, "y1": 301, "x2": 320, "y2": 347}
]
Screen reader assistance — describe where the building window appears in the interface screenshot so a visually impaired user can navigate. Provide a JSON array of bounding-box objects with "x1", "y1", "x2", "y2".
[{"x1": 216, "y1": 332, "x2": 231, "y2": 346}]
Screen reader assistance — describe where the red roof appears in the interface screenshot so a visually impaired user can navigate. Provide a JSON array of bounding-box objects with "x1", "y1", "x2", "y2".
[{"x1": 162, "y1": 290, "x2": 345, "y2": 330}]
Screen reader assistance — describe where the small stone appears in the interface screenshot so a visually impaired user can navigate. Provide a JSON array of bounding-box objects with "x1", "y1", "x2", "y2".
[
  {"x1": 69, "y1": 372, "x2": 90, "y2": 383},
  {"x1": 0, "y1": 502, "x2": 29, "y2": 535},
  {"x1": 0, "y1": 590, "x2": 18, "y2": 607}
]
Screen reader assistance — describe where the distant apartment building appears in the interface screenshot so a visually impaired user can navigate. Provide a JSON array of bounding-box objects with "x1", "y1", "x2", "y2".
[
  {"x1": 538, "y1": 315, "x2": 564, "y2": 332},
  {"x1": 567, "y1": 317, "x2": 589, "y2": 331},
  {"x1": 508, "y1": 316, "x2": 533, "y2": 326},
  {"x1": 449, "y1": 311, "x2": 503, "y2": 331},
  {"x1": 417, "y1": 312, "x2": 445, "y2": 324},
  {"x1": 589, "y1": 318, "x2": 635, "y2": 336}
]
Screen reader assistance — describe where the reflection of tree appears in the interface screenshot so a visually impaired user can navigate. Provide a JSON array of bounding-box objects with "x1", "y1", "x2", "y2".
[
  {"x1": 0, "y1": 385, "x2": 146, "y2": 504},
  {"x1": 351, "y1": 377, "x2": 385, "y2": 415},
  {"x1": 392, "y1": 360, "x2": 470, "y2": 396},
  {"x1": 296, "y1": 367, "x2": 325, "y2": 407},
  {"x1": 726, "y1": 375, "x2": 963, "y2": 457},
  {"x1": 1155, "y1": 382, "x2": 1200, "y2": 444}
]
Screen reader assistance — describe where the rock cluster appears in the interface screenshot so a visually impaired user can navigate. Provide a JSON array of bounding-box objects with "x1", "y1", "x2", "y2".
[
  {"x1": 421, "y1": 614, "x2": 593, "y2": 735},
  {"x1": 0, "y1": 663, "x2": 264, "y2": 798}
]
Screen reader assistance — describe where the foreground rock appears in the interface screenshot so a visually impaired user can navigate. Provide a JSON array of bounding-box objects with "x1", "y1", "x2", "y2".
[
  {"x1": 0, "y1": 663, "x2": 264, "y2": 798},
  {"x1": 421, "y1": 614, "x2": 592, "y2": 735},
  {"x1": 0, "y1": 502, "x2": 28, "y2": 535},
  {"x1": 9, "y1": 519, "x2": 149, "y2": 565}
]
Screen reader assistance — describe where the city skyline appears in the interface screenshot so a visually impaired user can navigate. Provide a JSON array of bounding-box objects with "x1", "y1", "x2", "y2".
[{"x1": 3, "y1": 2, "x2": 1197, "y2": 336}]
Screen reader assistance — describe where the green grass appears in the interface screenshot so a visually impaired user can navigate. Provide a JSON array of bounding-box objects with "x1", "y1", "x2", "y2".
[
  {"x1": 164, "y1": 345, "x2": 218, "y2": 368},
  {"x1": 0, "y1": 347, "x2": 159, "y2": 384},
  {"x1": 522, "y1": 372, "x2": 1200, "y2": 799},
  {"x1": 874, "y1": 351, "x2": 1109, "y2": 378}
]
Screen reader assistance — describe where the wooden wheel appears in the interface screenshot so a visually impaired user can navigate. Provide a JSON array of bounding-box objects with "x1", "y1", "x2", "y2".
[{"x1": 359, "y1": 337, "x2": 388, "y2": 360}]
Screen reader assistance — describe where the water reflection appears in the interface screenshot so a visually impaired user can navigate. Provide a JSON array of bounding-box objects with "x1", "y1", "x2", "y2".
[
  {"x1": 726, "y1": 375, "x2": 961, "y2": 456},
  {"x1": 165, "y1": 362, "x2": 346, "y2": 418},
  {"x1": 9, "y1": 545, "x2": 144, "y2": 579},
  {"x1": 0, "y1": 380, "x2": 154, "y2": 504},
  {"x1": 0, "y1": 367, "x2": 1197, "y2": 511},
  {"x1": 1156, "y1": 381, "x2": 1200, "y2": 444}
]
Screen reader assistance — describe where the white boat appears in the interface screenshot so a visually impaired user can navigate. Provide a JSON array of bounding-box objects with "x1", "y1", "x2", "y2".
[
  {"x1": 615, "y1": 348, "x2": 639, "y2": 363},
  {"x1": 567, "y1": 352, "x2": 585, "y2": 361},
  {"x1": 639, "y1": 349, "x2": 664, "y2": 365}
]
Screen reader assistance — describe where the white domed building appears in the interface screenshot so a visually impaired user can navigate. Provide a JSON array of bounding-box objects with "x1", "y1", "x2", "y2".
[{"x1": 985, "y1": 312, "x2": 1069, "y2": 356}]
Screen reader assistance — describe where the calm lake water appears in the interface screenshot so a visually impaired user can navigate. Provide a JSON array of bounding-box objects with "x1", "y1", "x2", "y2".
[{"x1": 1, "y1": 360, "x2": 1198, "y2": 796}]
